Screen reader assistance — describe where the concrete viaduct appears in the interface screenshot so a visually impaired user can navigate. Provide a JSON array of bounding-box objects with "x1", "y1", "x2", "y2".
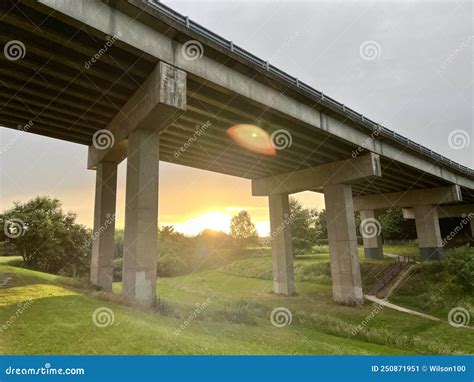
[{"x1": 1, "y1": 0, "x2": 473, "y2": 307}]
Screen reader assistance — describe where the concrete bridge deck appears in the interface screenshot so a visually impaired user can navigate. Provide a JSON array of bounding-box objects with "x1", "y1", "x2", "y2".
[{"x1": 1, "y1": 0, "x2": 473, "y2": 307}]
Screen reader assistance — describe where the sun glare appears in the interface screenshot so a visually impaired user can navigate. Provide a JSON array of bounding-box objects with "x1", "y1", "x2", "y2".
[{"x1": 169, "y1": 211, "x2": 270, "y2": 237}]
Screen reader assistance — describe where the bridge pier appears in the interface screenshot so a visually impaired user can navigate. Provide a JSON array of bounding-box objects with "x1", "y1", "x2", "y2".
[
  {"x1": 413, "y1": 205, "x2": 444, "y2": 261},
  {"x1": 324, "y1": 184, "x2": 364, "y2": 305},
  {"x1": 359, "y1": 210, "x2": 384, "y2": 259},
  {"x1": 90, "y1": 161, "x2": 118, "y2": 291},
  {"x1": 122, "y1": 129, "x2": 160, "y2": 307},
  {"x1": 268, "y1": 193, "x2": 295, "y2": 296}
]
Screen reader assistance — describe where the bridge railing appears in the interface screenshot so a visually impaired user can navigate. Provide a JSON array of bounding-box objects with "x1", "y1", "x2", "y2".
[{"x1": 146, "y1": 0, "x2": 473, "y2": 177}]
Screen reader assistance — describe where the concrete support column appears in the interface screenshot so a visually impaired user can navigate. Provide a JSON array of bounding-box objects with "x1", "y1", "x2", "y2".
[
  {"x1": 359, "y1": 210, "x2": 383, "y2": 259},
  {"x1": 122, "y1": 128, "x2": 159, "y2": 307},
  {"x1": 324, "y1": 184, "x2": 363, "y2": 305},
  {"x1": 268, "y1": 193, "x2": 295, "y2": 296},
  {"x1": 90, "y1": 161, "x2": 117, "y2": 291},
  {"x1": 413, "y1": 205, "x2": 443, "y2": 260}
]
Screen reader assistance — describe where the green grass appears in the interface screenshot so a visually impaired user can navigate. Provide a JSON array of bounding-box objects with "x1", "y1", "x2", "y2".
[
  {"x1": 1, "y1": 245, "x2": 473, "y2": 355},
  {"x1": 383, "y1": 243, "x2": 419, "y2": 258}
]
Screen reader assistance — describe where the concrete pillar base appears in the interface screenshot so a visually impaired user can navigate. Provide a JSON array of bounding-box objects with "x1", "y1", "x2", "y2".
[
  {"x1": 359, "y1": 210, "x2": 384, "y2": 260},
  {"x1": 269, "y1": 193, "x2": 295, "y2": 296},
  {"x1": 419, "y1": 247, "x2": 444, "y2": 261},
  {"x1": 364, "y1": 247, "x2": 384, "y2": 260},
  {"x1": 414, "y1": 205, "x2": 443, "y2": 262},
  {"x1": 324, "y1": 183, "x2": 364, "y2": 306},
  {"x1": 122, "y1": 128, "x2": 159, "y2": 308},
  {"x1": 90, "y1": 161, "x2": 117, "y2": 291}
]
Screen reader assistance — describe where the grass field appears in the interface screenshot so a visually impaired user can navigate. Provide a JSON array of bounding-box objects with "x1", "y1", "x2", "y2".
[{"x1": 0, "y1": 247, "x2": 473, "y2": 355}]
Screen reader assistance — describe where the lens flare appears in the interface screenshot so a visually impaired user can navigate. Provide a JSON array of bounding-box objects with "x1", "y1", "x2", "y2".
[{"x1": 226, "y1": 124, "x2": 276, "y2": 156}]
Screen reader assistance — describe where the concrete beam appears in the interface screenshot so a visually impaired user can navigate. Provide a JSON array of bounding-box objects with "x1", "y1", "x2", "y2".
[
  {"x1": 324, "y1": 183, "x2": 364, "y2": 305},
  {"x1": 90, "y1": 161, "x2": 117, "y2": 291},
  {"x1": 252, "y1": 153, "x2": 381, "y2": 196},
  {"x1": 402, "y1": 204, "x2": 474, "y2": 219},
  {"x1": 87, "y1": 61, "x2": 186, "y2": 169},
  {"x1": 353, "y1": 186, "x2": 462, "y2": 211},
  {"x1": 359, "y1": 210, "x2": 384, "y2": 260},
  {"x1": 413, "y1": 205, "x2": 444, "y2": 261},
  {"x1": 38, "y1": 0, "x2": 474, "y2": 190},
  {"x1": 122, "y1": 128, "x2": 159, "y2": 307},
  {"x1": 268, "y1": 193, "x2": 295, "y2": 296}
]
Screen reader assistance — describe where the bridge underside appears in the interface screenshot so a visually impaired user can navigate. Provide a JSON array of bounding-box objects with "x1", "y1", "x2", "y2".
[{"x1": 1, "y1": 0, "x2": 473, "y2": 307}]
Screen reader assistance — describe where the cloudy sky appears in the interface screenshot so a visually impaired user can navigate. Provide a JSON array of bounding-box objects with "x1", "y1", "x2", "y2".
[{"x1": 0, "y1": 0, "x2": 472, "y2": 236}]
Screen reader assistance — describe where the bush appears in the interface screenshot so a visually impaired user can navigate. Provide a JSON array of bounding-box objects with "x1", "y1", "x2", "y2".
[
  {"x1": 446, "y1": 246, "x2": 474, "y2": 293},
  {"x1": 0, "y1": 196, "x2": 91, "y2": 277}
]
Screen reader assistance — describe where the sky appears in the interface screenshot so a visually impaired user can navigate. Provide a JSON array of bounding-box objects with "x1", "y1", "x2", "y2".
[{"x1": 0, "y1": 0, "x2": 472, "y2": 236}]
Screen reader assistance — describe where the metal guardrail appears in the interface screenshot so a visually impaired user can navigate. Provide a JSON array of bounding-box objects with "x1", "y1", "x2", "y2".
[{"x1": 146, "y1": 0, "x2": 473, "y2": 177}]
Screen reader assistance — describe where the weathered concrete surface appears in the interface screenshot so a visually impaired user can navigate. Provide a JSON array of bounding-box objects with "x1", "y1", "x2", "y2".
[
  {"x1": 122, "y1": 129, "x2": 159, "y2": 307},
  {"x1": 268, "y1": 193, "x2": 295, "y2": 295},
  {"x1": 88, "y1": 62, "x2": 186, "y2": 169},
  {"x1": 413, "y1": 205, "x2": 444, "y2": 261},
  {"x1": 90, "y1": 161, "x2": 118, "y2": 291},
  {"x1": 359, "y1": 210, "x2": 384, "y2": 259},
  {"x1": 402, "y1": 204, "x2": 474, "y2": 219},
  {"x1": 324, "y1": 184, "x2": 363, "y2": 305},
  {"x1": 353, "y1": 186, "x2": 462, "y2": 211},
  {"x1": 252, "y1": 153, "x2": 381, "y2": 196}
]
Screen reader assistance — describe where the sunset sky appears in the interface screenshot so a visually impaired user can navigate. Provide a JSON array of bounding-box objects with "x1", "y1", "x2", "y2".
[{"x1": 0, "y1": 0, "x2": 471, "y2": 237}]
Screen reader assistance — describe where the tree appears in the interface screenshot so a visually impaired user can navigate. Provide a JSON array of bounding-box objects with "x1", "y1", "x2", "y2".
[
  {"x1": 379, "y1": 208, "x2": 417, "y2": 240},
  {"x1": 230, "y1": 210, "x2": 258, "y2": 252},
  {"x1": 0, "y1": 196, "x2": 91, "y2": 276},
  {"x1": 313, "y1": 209, "x2": 327, "y2": 241},
  {"x1": 289, "y1": 198, "x2": 316, "y2": 255}
]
